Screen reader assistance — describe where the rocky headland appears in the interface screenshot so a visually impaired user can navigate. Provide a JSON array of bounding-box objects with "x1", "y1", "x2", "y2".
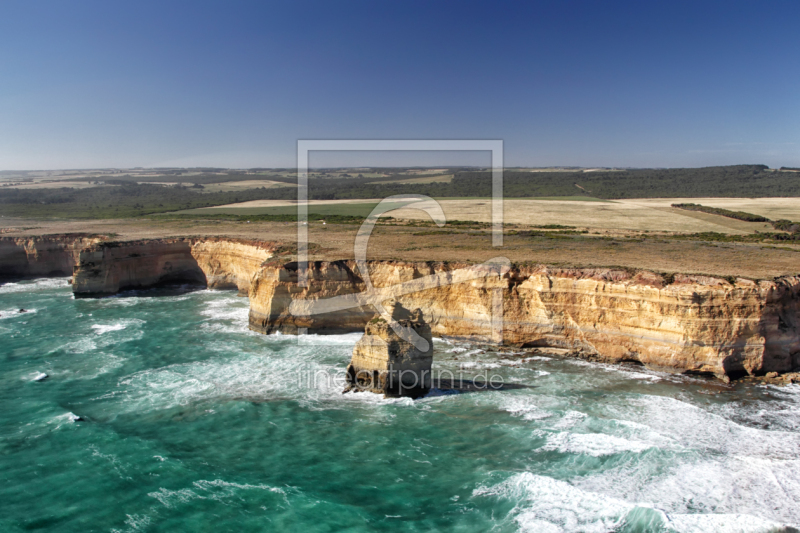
[
  {"x1": 3, "y1": 233, "x2": 800, "y2": 381},
  {"x1": 0, "y1": 234, "x2": 103, "y2": 279},
  {"x1": 70, "y1": 237, "x2": 276, "y2": 296}
]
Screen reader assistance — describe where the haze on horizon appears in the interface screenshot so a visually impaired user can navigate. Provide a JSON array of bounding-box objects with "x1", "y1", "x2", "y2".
[{"x1": 1, "y1": 0, "x2": 798, "y2": 171}]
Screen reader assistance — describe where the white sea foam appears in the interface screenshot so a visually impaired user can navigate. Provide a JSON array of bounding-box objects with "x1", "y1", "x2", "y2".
[
  {"x1": 559, "y1": 393, "x2": 800, "y2": 527},
  {"x1": 148, "y1": 487, "x2": 198, "y2": 508},
  {"x1": 541, "y1": 431, "x2": 655, "y2": 457},
  {"x1": 715, "y1": 385, "x2": 800, "y2": 433},
  {"x1": 50, "y1": 412, "x2": 82, "y2": 428},
  {"x1": 198, "y1": 295, "x2": 257, "y2": 335},
  {"x1": 148, "y1": 479, "x2": 287, "y2": 509},
  {"x1": 199, "y1": 321, "x2": 252, "y2": 335},
  {"x1": 475, "y1": 472, "x2": 789, "y2": 533},
  {"x1": 474, "y1": 473, "x2": 640, "y2": 532},
  {"x1": 457, "y1": 361, "x2": 501, "y2": 370},
  {"x1": 92, "y1": 324, "x2": 127, "y2": 334},
  {"x1": 112, "y1": 330, "x2": 431, "y2": 413},
  {"x1": 193, "y1": 479, "x2": 286, "y2": 494},
  {"x1": 500, "y1": 396, "x2": 555, "y2": 421},
  {"x1": 56, "y1": 338, "x2": 98, "y2": 354},
  {"x1": 200, "y1": 295, "x2": 249, "y2": 323},
  {"x1": 611, "y1": 418, "x2": 682, "y2": 449},
  {"x1": 286, "y1": 331, "x2": 365, "y2": 346},
  {"x1": 111, "y1": 513, "x2": 152, "y2": 533},
  {"x1": 0, "y1": 308, "x2": 37, "y2": 320},
  {"x1": 7, "y1": 284, "x2": 794, "y2": 530},
  {"x1": 20, "y1": 371, "x2": 45, "y2": 382},
  {"x1": 6, "y1": 284, "x2": 798, "y2": 531},
  {"x1": 98, "y1": 288, "x2": 199, "y2": 310},
  {"x1": 563, "y1": 357, "x2": 680, "y2": 384},
  {"x1": 616, "y1": 369, "x2": 662, "y2": 381},
  {"x1": 665, "y1": 512, "x2": 785, "y2": 533},
  {"x1": 91, "y1": 318, "x2": 144, "y2": 336},
  {"x1": 626, "y1": 394, "x2": 800, "y2": 458},
  {"x1": 0, "y1": 277, "x2": 70, "y2": 294},
  {"x1": 42, "y1": 319, "x2": 141, "y2": 379},
  {"x1": 552, "y1": 410, "x2": 587, "y2": 429},
  {"x1": 572, "y1": 454, "x2": 800, "y2": 527},
  {"x1": 67, "y1": 352, "x2": 127, "y2": 380}
]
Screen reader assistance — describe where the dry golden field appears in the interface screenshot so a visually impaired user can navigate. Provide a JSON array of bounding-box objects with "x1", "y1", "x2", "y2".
[
  {"x1": 199, "y1": 180, "x2": 295, "y2": 193},
  {"x1": 198, "y1": 198, "x2": 379, "y2": 209},
  {"x1": 619, "y1": 198, "x2": 800, "y2": 221},
  {"x1": 401, "y1": 168, "x2": 451, "y2": 174},
  {"x1": 3, "y1": 214, "x2": 800, "y2": 279},
  {"x1": 195, "y1": 196, "x2": 800, "y2": 235},
  {"x1": 368, "y1": 198, "x2": 800, "y2": 235},
  {"x1": 367, "y1": 174, "x2": 453, "y2": 185},
  {"x1": 0, "y1": 181, "x2": 107, "y2": 190}
]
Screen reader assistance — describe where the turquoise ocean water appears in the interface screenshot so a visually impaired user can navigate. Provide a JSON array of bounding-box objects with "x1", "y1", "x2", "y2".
[{"x1": 1, "y1": 278, "x2": 799, "y2": 532}]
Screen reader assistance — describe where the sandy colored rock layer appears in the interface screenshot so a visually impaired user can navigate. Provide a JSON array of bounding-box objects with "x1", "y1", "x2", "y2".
[
  {"x1": 3, "y1": 234, "x2": 799, "y2": 378},
  {"x1": 72, "y1": 237, "x2": 275, "y2": 296},
  {"x1": 0, "y1": 234, "x2": 103, "y2": 279},
  {"x1": 250, "y1": 260, "x2": 800, "y2": 378},
  {"x1": 345, "y1": 305, "x2": 434, "y2": 395}
]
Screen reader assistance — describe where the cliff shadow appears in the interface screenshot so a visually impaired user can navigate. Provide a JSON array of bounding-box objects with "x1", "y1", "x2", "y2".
[
  {"x1": 107, "y1": 282, "x2": 210, "y2": 299},
  {"x1": 72, "y1": 240, "x2": 233, "y2": 298}
]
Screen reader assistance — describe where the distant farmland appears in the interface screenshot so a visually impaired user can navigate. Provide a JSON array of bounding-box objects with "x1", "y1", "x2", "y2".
[{"x1": 179, "y1": 197, "x2": 800, "y2": 235}]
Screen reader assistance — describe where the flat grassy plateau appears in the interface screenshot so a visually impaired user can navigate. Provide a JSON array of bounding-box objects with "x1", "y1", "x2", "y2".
[{"x1": 3, "y1": 165, "x2": 800, "y2": 279}]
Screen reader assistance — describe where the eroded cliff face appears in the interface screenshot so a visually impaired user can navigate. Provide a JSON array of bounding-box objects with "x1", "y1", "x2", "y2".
[
  {"x1": 72, "y1": 237, "x2": 275, "y2": 296},
  {"x1": 249, "y1": 260, "x2": 800, "y2": 378},
  {"x1": 345, "y1": 303, "x2": 434, "y2": 396},
  {"x1": 0, "y1": 234, "x2": 103, "y2": 279},
  {"x1": 5, "y1": 234, "x2": 800, "y2": 378}
]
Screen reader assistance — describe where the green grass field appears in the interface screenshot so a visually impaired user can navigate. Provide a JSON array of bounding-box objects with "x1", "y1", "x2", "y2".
[
  {"x1": 178, "y1": 202, "x2": 398, "y2": 218},
  {"x1": 178, "y1": 195, "x2": 612, "y2": 218},
  {"x1": 428, "y1": 196, "x2": 611, "y2": 202}
]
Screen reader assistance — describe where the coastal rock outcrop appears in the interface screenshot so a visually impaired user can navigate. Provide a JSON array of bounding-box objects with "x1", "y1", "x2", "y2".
[
  {"x1": 0, "y1": 234, "x2": 102, "y2": 279},
  {"x1": 72, "y1": 237, "x2": 274, "y2": 296},
  {"x1": 345, "y1": 302, "x2": 433, "y2": 397},
  {"x1": 249, "y1": 260, "x2": 800, "y2": 378},
  {"x1": 4, "y1": 234, "x2": 800, "y2": 379}
]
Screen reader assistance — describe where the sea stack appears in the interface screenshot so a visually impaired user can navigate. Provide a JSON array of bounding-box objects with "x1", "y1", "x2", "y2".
[{"x1": 345, "y1": 302, "x2": 433, "y2": 398}]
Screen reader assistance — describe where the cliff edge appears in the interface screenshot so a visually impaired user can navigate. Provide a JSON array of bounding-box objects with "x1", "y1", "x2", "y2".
[
  {"x1": 249, "y1": 260, "x2": 800, "y2": 379},
  {"x1": 72, "y1": 237, "x2": 275, "y2": 296},
  {"x1": 3, "y1": 234, "x2": 799, "y2": 380}
]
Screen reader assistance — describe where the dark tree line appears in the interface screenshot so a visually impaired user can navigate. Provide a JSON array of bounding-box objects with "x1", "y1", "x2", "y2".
[{"x1": 3, "y1": 165, "x2": 800, "y2": 219}]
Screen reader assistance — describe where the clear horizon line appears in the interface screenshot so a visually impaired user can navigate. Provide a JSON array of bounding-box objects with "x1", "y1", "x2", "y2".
[{"x1": 0, "y1": 163, "x2": 786, "y2": 174}]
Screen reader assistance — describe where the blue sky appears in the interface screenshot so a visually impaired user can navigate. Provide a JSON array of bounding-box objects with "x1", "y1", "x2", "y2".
[{"x1": 1, "y1": 0, "x2": 798, "y2": 169}]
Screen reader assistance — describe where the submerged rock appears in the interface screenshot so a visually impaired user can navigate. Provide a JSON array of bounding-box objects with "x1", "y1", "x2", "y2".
[{"x1": 345, "y1": 302, "x2": 433, "y2": 398}]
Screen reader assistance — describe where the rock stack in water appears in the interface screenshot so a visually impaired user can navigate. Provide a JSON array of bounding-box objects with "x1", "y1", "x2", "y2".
[{"x1": 345, "y1": 302, "x2": 433, "y2": 398}]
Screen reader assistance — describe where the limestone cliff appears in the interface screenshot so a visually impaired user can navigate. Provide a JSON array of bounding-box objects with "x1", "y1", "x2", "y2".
[
  {"x1": 4, "y1": 234, "x2": 800, "y2": 379},
  {"x1": 72, "y1": 237, "x2": 275, "y2": 296},
  {"x1": 0, "y1": 234, "x2": 102, "y2": 279},
  {"x1": 249, "y1": 260, "x2": 800, "y2": 378},
  {"x1": 345, "y1": 303, "x2": 433, "y2": 396}
]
